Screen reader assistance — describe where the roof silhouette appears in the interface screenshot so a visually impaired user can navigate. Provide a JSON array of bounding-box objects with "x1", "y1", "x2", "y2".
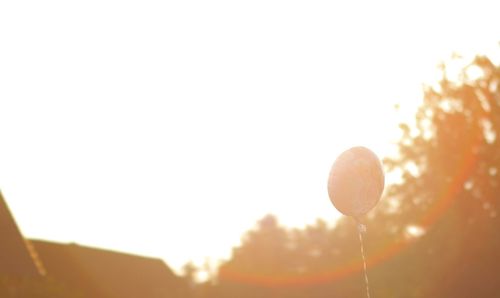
[
  {"x1": 0, "y1": 191, "x2": 44, "y2": 276},
  {"x1": 32, "y1": 240, "x2": 184, "y2": 298},
  {"x1": 0, "y1": 191, "x2": 184, "y2": 297}
]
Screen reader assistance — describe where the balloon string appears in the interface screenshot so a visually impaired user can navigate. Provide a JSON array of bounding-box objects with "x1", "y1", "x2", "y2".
[{"x1": 357, "y1": 222, "x2": 371, "y2": 298}]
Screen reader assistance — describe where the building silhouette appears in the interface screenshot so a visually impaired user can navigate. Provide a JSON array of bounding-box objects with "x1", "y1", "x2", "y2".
[{"x1": 0, "y1": 191, "x2": 184, "y2": 298}]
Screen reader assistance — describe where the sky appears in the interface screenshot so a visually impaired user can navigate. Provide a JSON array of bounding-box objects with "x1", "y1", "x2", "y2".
[{"x1": 0, "y1": 0, "x2": 499, "y2": 274}]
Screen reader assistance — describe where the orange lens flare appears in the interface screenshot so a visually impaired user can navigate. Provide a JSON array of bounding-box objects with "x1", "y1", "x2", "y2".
[{"x1": 220, "y1": 126, "x2": 481, "y2": 288}]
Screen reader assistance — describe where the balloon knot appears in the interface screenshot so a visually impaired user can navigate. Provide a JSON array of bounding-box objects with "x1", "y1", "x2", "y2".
[{"x1": 357, "y1": 222, "x2": 367, "y2": 233}]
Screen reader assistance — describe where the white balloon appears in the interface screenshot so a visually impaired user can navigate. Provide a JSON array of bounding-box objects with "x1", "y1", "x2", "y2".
[{"x1": 327, "y1": 147, "x2": 385, "y2": 217}]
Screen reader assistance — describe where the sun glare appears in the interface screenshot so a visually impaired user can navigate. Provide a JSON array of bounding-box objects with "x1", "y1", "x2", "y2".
[{"x1": 0, "y1": 0, "x2": 499, "y2": 276}]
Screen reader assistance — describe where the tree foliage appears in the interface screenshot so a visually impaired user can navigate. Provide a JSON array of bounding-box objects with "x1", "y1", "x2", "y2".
[{"x1": 381, "y1": 54, "x2": 500, "y2": 297}]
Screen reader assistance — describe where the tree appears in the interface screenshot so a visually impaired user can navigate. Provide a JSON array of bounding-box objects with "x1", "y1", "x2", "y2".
[
  {"x1": 382, "y1": 54, "x2": 500, "y2": 297},
  {"x1": 216, "y1": 215, "x2": 369, "y2": 298}
]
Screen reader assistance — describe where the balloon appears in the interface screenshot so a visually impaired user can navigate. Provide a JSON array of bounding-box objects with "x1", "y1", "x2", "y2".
[{"x1": 327, "y1": 146, "x2": 384, "y2": 217}]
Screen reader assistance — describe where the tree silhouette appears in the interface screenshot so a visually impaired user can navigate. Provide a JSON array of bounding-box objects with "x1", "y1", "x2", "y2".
[
  {"x1": 216, "y1": 215, "x2": 368, "y2": 298},
  {"x1": 381, "y1": 54, "x2": 500, "y2": 297}
]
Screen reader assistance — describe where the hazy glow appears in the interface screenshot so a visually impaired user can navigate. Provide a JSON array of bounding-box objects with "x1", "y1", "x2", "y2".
[
  {"x1": 406, "y1": 225, "x2": 426, "y2": 239},
  {"x1": 0, "y1": 0, "x2": 498, "y2": 273}
]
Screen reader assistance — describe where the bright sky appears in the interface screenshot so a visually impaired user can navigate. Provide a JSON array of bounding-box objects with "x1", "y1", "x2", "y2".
[{"x1": 0, "y1": 1, "x2": 499, "y2": 274}]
